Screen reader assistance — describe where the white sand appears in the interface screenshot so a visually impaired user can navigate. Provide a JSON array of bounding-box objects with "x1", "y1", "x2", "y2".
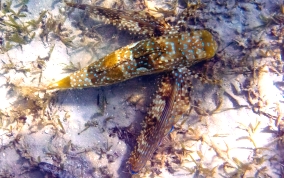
[{"x1": 0, "y1": 0, "x2": 283, "y2": 177}]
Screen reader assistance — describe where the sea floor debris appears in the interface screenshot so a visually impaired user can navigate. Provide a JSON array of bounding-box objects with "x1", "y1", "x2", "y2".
[{"x1": 0, "y1": 0, "x2": 283, "y2": 177}]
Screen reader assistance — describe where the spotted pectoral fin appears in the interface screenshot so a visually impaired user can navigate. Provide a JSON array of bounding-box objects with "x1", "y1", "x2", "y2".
[
  {"x1": 128, "y1": 74, "x2": 174, "y2": 174},
  {"x1": 65, "y1": 2, "x2": 169, "y2": 36},
  {"x1": 128, "y1": 67, "x2": 192, "y2": 174},
  {"x1": 169, "y1": 68, "x2": 192, "y2": 125}
]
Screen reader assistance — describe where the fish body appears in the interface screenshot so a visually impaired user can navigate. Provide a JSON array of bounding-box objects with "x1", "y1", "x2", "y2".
[{"x1": 48, "y1": 30, "x2": 217, "y2": 89}]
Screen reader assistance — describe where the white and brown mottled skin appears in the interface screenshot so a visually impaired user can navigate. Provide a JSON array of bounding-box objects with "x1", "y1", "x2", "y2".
[
  {"x1": 48, "y1": 30, "x2": 216, "y2": 89},
  {"x1": 47, "y1": 2, "x2": 218, "y2": 174}
]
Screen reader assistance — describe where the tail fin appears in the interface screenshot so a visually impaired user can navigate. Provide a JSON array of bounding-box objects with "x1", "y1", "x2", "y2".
[{"x1": 47, "y1": 76, "x2": 71, "y2": 90}]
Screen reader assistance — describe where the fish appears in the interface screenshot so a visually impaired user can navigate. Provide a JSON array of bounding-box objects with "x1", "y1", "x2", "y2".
[
  {"x1": 47, "y1": 2, "x2": 218, "y2": 175},
  {"x1": 48, "y1": 30, "x2": 217, "y2": 89}
]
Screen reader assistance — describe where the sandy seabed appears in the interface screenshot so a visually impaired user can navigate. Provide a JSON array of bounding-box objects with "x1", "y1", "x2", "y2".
[{"x1": 0, "y1": 0, "x2": 283, "y2": 177}]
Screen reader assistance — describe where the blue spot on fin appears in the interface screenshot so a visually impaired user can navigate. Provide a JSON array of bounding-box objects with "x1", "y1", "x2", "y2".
[
  {"x1": 130, "y1": 167, "x2": 139, "y2": 175},
  {"x1": 168, "y1": 126, "x2": 174, "y2": 134}
]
